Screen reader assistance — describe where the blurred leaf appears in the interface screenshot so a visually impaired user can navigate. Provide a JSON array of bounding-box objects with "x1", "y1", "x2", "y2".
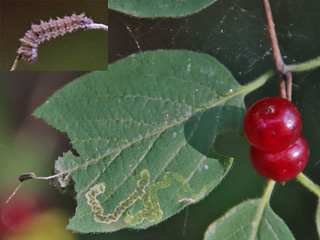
[
  {"x1": 4, "y1": 209, "x2": 75, "y2": 240},
  {"x1": 34, "y1": 50, "x2": 267, "y2": 233},
  {"x1": 0, "y1": 135, "x2": 50, "y2": 192},
  {"x1": 109, "y1": 0, "x2": 217, "y2": 18},
  {"x1": 204, "y1": 199, "x2": 294, "y2": 240},
  {"x1": 317, "y1": 200, "x2": 320, "y2": 238}
]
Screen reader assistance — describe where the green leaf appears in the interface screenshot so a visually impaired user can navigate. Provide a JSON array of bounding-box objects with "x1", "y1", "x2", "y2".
[
  {"x1": 108, "y1": 0, "x2": 217, "y2": 18},
  {"x1": 34, "y1": 50, "x2": 266, "y2": 233},
  {"x1": 204, "y1": 199, "x2": 295, "y2": 240},
  {"x1": 317, "y1": 200, "x2": 320, "y2": 238}
]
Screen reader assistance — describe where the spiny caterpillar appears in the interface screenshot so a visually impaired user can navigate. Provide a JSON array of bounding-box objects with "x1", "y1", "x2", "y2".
[
  {"x1": 85, "y1": 169, "x2": 208, "y2": 226},
  {"x1": 10, "y1": 13, "x2": 108, "y2": 71}
]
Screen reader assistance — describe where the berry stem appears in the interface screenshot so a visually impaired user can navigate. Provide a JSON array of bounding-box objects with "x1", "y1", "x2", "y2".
[
  {"x1": 296, "y1": 173, "x2": 320, "y2": 197},
  {"x1": 285, "y1": 72, "x2": 292, "y2": 101},
  {"x1": 250, "y1": 180, "x2": 276, "y2": 239},
  {"x1": 278, "y1": 78, "x2": 287, "y2": 99},
  {"x1": 262, "y1": 0, "x2": 292, "y2": 100}
]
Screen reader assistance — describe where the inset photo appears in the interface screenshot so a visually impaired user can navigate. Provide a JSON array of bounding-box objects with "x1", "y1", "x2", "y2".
[{"x1": 0, "y1": 0, "x2": 108, "y2": 71}]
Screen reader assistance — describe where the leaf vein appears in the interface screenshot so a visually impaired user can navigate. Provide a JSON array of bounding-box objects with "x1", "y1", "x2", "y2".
[
  {"x1": 55, "y1": 118, "x2": 165, "y2": 127},
  {"x1": 161, "y1": 104, "x2": 224, "y2": 209},
  {"x1": 101, "y1": 133, "x2": 162, "y2": 200},
  {"x1": 151, "y1": 139, "x2": 188, "y2": 186},
  {"x1": 78, "y1": 150, "x2": 122, "y2": 197},
  {"x1": 55, "y1": 86, "x2": 247, "y2": 179},
  {"x1": 61, "y1": 93, "x2": 195, "y2": 110},
  {"x1": 264, "y1": 217, "x2": 280, "y2": 240}
]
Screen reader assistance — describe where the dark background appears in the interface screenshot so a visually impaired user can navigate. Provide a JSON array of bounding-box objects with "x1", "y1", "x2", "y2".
[{"x1": 1, "y1": 0, "x2": 320, "y2": 239}]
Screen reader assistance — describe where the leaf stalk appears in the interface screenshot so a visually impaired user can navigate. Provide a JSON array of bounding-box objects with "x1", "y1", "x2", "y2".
[
  {"x1": 250, "y1": 180, "x2": 276, "y2": 239},
  {"x1": 296, "y1": 173, "x2": 320, "y2": 197}
]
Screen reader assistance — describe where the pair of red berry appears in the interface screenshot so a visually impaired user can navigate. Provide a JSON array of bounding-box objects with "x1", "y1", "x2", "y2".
[{"x1": 244, "y1": 97, "x2": 309, "y2": 182}]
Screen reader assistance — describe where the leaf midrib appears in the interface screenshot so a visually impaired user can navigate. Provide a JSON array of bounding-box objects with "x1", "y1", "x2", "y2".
[{"x1": 56, "y1": 84, "x2": 250, "y2": 178}]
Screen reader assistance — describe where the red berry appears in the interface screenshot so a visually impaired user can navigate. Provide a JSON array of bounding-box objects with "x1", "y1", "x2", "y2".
[
  {"x1": 0, "y1": 195, "x2": 38, "y2": 234},
  {"x1": 250, "y1": 135, "x2": 309, "y2": 182},
  {"x1": 244, "y1": 97, "x2": 302, "y2": 151}
]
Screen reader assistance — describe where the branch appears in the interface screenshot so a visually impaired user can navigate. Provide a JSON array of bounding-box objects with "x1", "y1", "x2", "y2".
[{"x1": 262, "y1": 0, "x2": 291, "y2": 99}]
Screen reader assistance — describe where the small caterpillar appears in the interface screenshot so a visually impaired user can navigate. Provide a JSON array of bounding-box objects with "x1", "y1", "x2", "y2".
[{"x1": 10, "y1": 13, "x2": 108, "y2": 71}]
